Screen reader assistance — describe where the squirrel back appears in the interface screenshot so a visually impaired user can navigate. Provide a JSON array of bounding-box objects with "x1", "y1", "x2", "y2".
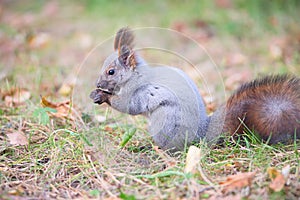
[{"x1": 223, "y1": 75, "x2": 300, "y2": 143}]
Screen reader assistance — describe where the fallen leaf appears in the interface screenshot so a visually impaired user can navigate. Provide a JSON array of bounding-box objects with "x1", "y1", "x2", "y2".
[
  {"x1": 58, "y1": 75, "x2": 77, "y2": 96},
  {"x1": 219, "y1": 171, "x2": 256, "y2": 193},
  {"x1": 184, "y1": 146, "x2": 202, "y2": 173},
  {"x1": 58, "y1": 83, "x2": 73, "y2": 96},
  {"x1": 3, "y1": 88, "x2": 31, "y2": 107},
  {"x1": 27, "y1": 32, "x2": 51, "y2": 49},
  {"x1": 40, "y1": 96, "x2": 77, "y2": 121},
  {"x1": 267, "y1": 167, "x2": 286, "y2": 192},
  {"x1": 6, "y1": 131, "x2": 28, "y2": 146}
]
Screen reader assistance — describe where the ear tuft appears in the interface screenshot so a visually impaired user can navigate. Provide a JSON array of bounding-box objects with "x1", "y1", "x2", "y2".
[{"x1": 114, "y1": 27, "x2": 134, "y2": 51}]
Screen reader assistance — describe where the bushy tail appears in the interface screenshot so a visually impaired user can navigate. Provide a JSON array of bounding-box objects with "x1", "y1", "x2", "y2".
[{"x1": 224, "y1": 75, "x2": 300, "y2": 143}]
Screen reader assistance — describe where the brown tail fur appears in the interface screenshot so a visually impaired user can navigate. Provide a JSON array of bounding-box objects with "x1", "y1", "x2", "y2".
[{"x1": 224, "y1": 74, "x2": 300, "y2": 143}]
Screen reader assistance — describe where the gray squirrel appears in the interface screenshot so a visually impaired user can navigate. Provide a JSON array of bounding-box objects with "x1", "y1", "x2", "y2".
[{"x1": 90, "y1": 27, "x2": 300, "y2": 151}]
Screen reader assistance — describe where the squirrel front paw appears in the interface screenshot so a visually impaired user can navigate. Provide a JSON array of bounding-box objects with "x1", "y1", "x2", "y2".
[{"x1": 89, "y1": 89, "x2": 110, "y2": 105}]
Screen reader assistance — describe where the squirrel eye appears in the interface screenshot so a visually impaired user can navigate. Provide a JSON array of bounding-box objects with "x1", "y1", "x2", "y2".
[{"x1": 108, "y1": 69, "x2": 115, "y2": 75}]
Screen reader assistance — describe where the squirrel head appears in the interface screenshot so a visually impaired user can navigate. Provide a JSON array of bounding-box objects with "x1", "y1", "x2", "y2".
[{"x1": 96, "y1": 27, "x2": 137, "y2": 94}]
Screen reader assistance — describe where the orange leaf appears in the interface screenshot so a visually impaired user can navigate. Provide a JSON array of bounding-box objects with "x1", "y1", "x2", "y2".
[
  {"x1": 267, "y1": 167, "x2": 286, "y2": 192},
  {"x1": 6, "y1": 131, "x2": 28, "y2": 146},
  {"x1": 219, "y1": 171, "x2": 256, "y2": 193}
]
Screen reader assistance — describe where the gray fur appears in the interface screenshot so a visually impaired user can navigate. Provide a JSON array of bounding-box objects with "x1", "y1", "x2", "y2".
[{"x1": 94, "y1": 48, "x2": 210, "y2": 151}]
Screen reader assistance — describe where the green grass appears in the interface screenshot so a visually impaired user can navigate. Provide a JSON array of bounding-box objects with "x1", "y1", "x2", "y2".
[
  {"x1": 0, "y1": 102, "x2": 299, "y2": 199},
  {"x1": 0, "y1": 0, "x2": 300, "y2": 199}
]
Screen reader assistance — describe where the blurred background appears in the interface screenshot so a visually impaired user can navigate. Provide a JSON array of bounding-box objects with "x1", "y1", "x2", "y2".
[
  {"x1": 0, "y1": 1, "x2": 300, "y2": 198},
  {"x1": 1, "y1": 0, "x2": 300, "y2": 109}
]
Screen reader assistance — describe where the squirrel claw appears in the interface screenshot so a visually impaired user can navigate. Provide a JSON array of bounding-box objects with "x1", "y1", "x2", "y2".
[{"x1": 89, "y1": 89, "x2": 110, "y2": 105}]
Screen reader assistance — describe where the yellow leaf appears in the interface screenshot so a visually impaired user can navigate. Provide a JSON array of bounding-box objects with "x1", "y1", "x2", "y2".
[
  {"x1": 58, "y1": 76, "x2": 76, "y2": 96},
  {"x1": 58, "y1": 83, "x2": 73, "y2": 96}
]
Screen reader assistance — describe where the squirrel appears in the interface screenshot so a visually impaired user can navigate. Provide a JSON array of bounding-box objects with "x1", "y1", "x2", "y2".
[{"x1": 89, "y1": 27, "x2": 300, "y2": 151}]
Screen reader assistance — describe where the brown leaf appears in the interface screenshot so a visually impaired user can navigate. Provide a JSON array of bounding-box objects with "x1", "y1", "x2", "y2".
[
  {"x1": 6, "y1": 131, "x2": 28, "y2": 146},
  {"x1": 267, "y1": 167, "x2": 286, "y2": 192},
  {"x1": 40, "y1": 96, "x2": 76, "y2": 121},
  {"x1": 219, "y1": 171, "x2": 256, "y2": 193},
  {"x1": 3, "y1": 88, "x2": 31, "y2": 107}
]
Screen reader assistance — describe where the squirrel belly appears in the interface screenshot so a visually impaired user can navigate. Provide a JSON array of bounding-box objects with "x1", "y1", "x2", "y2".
[{"x1": 223, "y1": 75, "x2": 300, "y2": 144}]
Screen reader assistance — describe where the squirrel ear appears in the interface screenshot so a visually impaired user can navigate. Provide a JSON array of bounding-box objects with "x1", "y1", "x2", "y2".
[
  {"x1": 114, "y1": 27, "x2": 134, "y2": 51},
  {"x1": 114, "y1": 27, "x2": 136, "y2": 69},
  {"x1": 118, "y1": 45, "x2": 136, "y2": 69}
]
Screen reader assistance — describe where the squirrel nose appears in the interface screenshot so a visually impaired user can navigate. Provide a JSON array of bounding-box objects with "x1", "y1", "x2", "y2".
[{"x1": 97, "y1": 81, "x2": 108, "y2": 89}]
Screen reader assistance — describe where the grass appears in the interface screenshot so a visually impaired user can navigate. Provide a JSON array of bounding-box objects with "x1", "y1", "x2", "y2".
[{"x1": 1, "y1": 0, "x2": 300, "y2": 199}]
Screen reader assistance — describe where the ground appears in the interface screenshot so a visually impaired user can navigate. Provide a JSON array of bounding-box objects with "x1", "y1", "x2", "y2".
[{"x1": 0, "y1": 0, "x2": 299, "y2": 199}]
